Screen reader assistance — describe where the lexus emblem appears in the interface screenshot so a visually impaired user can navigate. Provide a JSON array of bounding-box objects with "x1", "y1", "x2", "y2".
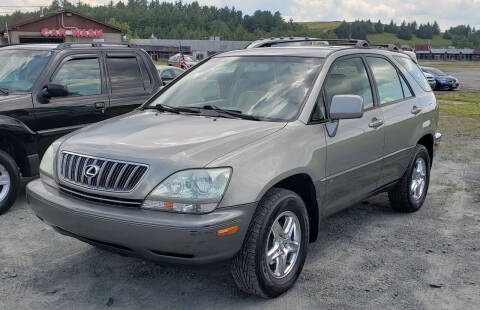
[{"x1": 84, "y1": 164, "x2": 100, "y2": 178}]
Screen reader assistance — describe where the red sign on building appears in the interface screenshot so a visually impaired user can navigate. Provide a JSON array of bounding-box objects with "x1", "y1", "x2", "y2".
[{"x1": 41, "y1": 28, "x2": 103, "y2": 38}]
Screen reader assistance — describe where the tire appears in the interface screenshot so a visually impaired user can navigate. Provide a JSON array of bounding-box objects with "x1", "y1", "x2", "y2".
[
  {"x1": 388, "y1": 145, "x2": 431, "y2": 213},
  {"x1": 0, "y1": 149, "x2": 20, "y2": 215},
  {"x1": 231, "y1": 188, "x2": 309, "y2": 298}
]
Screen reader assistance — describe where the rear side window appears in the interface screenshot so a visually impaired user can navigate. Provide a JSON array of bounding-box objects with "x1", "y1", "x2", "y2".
[
  {"x1": 393, "y1": 55, "x2": 431, "y2": 92},
  {"x1": 107, "y1": 57, "x2": 145, "y2": 94},
  {"x1": 53, "y1": 58, "x2": 101, "y2": 96},
  {"x1": 139, "y1": 58, "x2": 152, "y2": 89},
  {"x1": 366, "y1": 57, "x2": 404, "y2": 104},
  {"x1": 325, "y1": 57, "x2": 374, "y2": 109}
]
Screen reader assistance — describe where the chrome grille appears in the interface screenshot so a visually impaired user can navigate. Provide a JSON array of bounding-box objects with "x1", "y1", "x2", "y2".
[{"x1": 59, "y1": 151, "x2": 148, "y2": 192}]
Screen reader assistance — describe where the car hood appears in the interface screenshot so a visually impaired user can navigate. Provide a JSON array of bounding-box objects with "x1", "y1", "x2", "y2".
[
  {"x1": 0, "y1": 93, "x2": 31, "y2": 104},
  {"x1": 60, "y1": 110, "x2": 286, "y2": 170}
]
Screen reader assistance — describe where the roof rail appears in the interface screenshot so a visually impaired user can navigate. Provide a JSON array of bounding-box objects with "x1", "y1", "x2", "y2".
[
  {"x1": 54, "y1": 42, "x2": 133, "y2": 50},
  {"x1": 372, "y1": 44, "x2": 400, "y2": 52},
  {"x1": 318, "y1": 39, "x2": 370, "y2": 48}
]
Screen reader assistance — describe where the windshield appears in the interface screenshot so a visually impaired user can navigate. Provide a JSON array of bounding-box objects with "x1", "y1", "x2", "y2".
[
  {"x1": 0, "y1": 49, "x2": 51, "y2": 92},
  {"x1": 184, "y1": 56, "x2": 195, "y2": 62},
  {"x1": 150, "y1": 56, "x2": 323, "y2": 121},
  {"x1": 423, "y1": 67, "x2": 446, "y2": 76}
]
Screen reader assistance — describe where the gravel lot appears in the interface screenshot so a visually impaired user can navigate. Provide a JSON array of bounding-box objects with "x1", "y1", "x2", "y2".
[{"x1": 1, "y1": 116, "x2": 480, "y2": 310}]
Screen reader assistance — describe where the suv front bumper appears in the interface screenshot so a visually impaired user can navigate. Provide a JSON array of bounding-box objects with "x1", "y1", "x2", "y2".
[{"x1": 26, "y1": 179, "x2": 255, "y2": 264}]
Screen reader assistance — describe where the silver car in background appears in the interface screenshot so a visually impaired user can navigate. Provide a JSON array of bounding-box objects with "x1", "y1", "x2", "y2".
[
  {"x1": 27, "y1": 44, "x2": 440, "y2": 298},
  {"x1": 167, "y1": 53, "x2": 198, "y2": 68},
  {"x1": 156, "y1": 65, "x2": 185, "y2": 85}
]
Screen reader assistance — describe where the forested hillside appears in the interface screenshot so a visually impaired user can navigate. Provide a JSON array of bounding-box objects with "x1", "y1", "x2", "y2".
[
  {"x1": 1, "y1": 0, "x2": 479, "y2": 48},
  {"x1": 0, "y1": 0, "x2": 332, "y2": 41}
]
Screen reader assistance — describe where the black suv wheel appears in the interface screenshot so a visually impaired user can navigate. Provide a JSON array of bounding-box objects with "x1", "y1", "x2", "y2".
[
  {"x1": 231, "y1": 188, "x2": 309, "y2": 298},
  {"x1": 0, "y1": 150, "x2": 20, "y2": 215}
]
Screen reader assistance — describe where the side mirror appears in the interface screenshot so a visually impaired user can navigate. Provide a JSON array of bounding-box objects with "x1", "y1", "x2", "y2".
[
  {"x1": 37, "y1": 83, "x2": 68, "y2": 104},
  {"x1": 329, "y1": 95, "x2": 364, "y2": 120},
  {"x1": 45, "y1": 83, "x2": 68, "y2": 98}
]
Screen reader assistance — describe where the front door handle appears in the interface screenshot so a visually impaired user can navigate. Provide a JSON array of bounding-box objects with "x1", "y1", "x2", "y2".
[
  {"x1": 411, "y1": 105, "x2": 422, "y2": 115},
  {"x1": 94, "y1": 102, "x2": 106, "y2": 113},
  {"x1": 368, "y1": 118, "x2": 384, "y2": 128}
]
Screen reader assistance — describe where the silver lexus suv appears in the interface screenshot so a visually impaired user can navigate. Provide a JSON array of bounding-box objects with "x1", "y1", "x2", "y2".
[{"x1": 27, "y1": 43, "x2": 441, "y2": 298}]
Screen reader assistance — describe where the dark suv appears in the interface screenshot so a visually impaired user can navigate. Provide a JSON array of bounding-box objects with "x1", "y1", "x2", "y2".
[{"x1": 0, "y1": 43, "x2": 161, "y2": 213}]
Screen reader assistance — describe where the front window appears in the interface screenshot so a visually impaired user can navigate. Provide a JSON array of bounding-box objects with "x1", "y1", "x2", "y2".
[
  {"x1": 150, "y1": 56, "x2": 323, "y2": 121},
  {"x1": 53, "y1": 58, "x2": 101, "y2": 96},
  {"x1": 0, "y1": 49, "x2": 51, "y2": 92}
]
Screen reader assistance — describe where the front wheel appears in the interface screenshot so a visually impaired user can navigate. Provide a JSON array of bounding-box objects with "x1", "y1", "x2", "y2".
[
  {"x1": 231, "y1": 188, "x2": 309, "y2": 298},
  {"x1": 0, "y1": 150, "x2": 20, "y2": 215},
  {"x1": 388, "y1": 145, "x2": 431, "y2": 212}
]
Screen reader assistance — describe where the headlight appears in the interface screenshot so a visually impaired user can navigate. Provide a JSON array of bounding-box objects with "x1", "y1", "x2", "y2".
[
  {"x1": 142, "y1": 168, "x2": 232, "y2": 214},
  {"x1": 39, "y1": 144, "x2": 57, "y2": 188}
]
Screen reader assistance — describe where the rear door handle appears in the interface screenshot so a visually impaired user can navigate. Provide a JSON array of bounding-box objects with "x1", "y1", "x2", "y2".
[
  {"x1": 411, "y1": 106, "x2": 422, "y2": 115},
  {"x1": 368, "y1": 118, "x2": 384, "y2": 128}
]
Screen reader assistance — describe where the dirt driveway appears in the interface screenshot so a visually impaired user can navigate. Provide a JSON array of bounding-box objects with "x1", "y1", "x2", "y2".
[{"x1": 1, "y1": 115, "x2": 479, "y2": 310}]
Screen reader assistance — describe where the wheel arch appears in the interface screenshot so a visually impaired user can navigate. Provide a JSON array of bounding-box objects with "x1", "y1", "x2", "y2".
[
  {"x1": 417, "y1": 133, "x2": 434, "y2": 165},
  {"x1": 271, "y1": 173, "x2": 320, "y2": 243},
  {"x1": 0, "y1": 118, "x2": 39, "y2": 176}
]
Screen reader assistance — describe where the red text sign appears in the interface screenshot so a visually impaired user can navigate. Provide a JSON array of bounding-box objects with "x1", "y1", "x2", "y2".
[{"x1": 41, "y1": 28, "x2": 103, "y2": 38}]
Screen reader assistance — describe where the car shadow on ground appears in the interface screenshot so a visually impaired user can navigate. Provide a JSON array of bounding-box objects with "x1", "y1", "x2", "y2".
[{"x1": 23, "y1": 194, "x2": 404, "y2": 309}]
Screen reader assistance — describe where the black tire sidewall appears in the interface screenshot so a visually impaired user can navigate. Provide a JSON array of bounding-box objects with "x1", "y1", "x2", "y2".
[
  {"x1": 407, "y1": 146, "x2": 431, "y2": 210},
  {"x1": 0, "y1": 150, "x2": 20, "y2": 214},
  {"x1": 255, "y1": 190, "x2": 309, "y2": 297}
]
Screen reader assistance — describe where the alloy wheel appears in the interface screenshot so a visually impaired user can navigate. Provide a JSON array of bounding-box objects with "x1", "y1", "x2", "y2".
[
  {"x1": 410, "y1": 158, "x2": 426, "y2": 201},
  {"x1": 265, "y1": 211, "x2": 301, "y2": 279},
  {"x1": 0, "y1": 163, "x2": 11, "y2": 203}
]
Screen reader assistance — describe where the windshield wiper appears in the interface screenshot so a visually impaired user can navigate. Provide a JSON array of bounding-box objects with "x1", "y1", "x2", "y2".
[
  {"x1": 0, "y1": 87, "x2": 9, "y2": 95},
  {"x1": 144, "y1": 104, "x2": 199, "y2": 114},
  {"x1": 200, "y1": 105, "x2": 261, "y2": 121}
]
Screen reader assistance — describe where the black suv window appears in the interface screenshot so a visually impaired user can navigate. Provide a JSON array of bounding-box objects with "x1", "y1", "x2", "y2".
[
  {"x1": 107, "y1": 57, "x2": 145, "y2": 94},
  {"x1": 53, "y1": 58, "x2": 101, "y2": 96},
  {"x1": 325, "y1": 57, "x2": 374, "y2": 109},
  {"x1": 139, "y1": 58, "x2": 152, "y2": 89},
  {"x1": 366, "y1": 57, "x2": 404, "y2": 104}
]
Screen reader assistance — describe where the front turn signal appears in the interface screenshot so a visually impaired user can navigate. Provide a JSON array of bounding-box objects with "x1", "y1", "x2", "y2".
[{"x1": 217, "y1": 226, "x2": 238, "y2": 237}]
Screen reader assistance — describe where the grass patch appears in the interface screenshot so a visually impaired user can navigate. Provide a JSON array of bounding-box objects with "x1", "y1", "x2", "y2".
[
  {"x1": 367, "y1": 33, "x2": 452, "y2": 48},
  {"x1": 436, "y1": 96, "x2": 480, "y2": 103},
  {"x1": 439, "y1": 103, "x2": 480, "y2": 118},
  {"x1": 300, "y1": 21, "x2": 342, "y2": 32},
  {"x1": 419, "y1": 60, "x2": 480, "y2": 71},
  {"x1": 154, "y1": 61, "x2": 167, "y2": 66}
]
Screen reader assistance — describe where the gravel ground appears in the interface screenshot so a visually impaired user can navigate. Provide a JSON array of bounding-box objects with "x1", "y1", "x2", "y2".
[{"x1": 1, "y1": 115, "x2": 479, "y2": 310}]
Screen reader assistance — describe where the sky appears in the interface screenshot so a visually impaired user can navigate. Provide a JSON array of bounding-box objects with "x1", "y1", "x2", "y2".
[{"x1": 2, "y1": 0, "x2": 480, "y2": 30}]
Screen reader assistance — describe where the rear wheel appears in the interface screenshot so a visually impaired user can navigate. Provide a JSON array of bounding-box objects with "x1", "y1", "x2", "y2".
[
  {"x1": 388, "y1": 145, "x2": 430, "y2": 213},
  {"x1": 0, "y1": 150, "x2": 20, "y2": 215},
  {"x1": 231, "y1": 188, "x2": 309, "y2": 298}
]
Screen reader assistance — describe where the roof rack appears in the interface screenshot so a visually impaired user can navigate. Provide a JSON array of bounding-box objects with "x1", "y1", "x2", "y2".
[
  {"x1": 318, "y1": 39, "x2": 370, "y2": 48},
  {"x1": 372, "y1": 44, "x2": 400, "y2": 52},
  {"x1": 54, "y1": 42, "x2": 133, "y2": 50},
  {"x1": 246, "y1": 37, "x2": 370, "y2": 49}
]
